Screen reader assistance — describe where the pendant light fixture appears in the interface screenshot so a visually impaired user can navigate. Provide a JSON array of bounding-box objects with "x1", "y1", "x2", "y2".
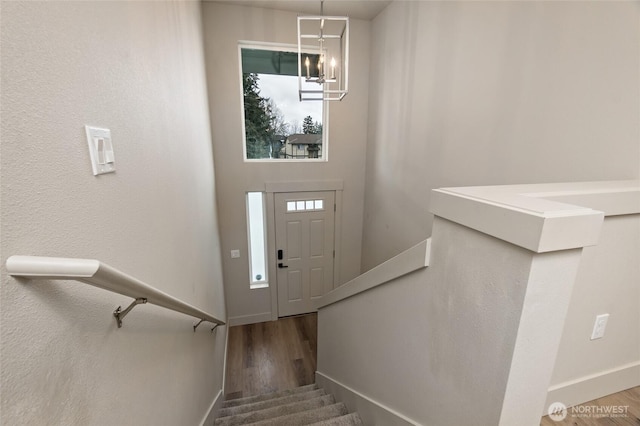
[{"x1": 297, "y1": 1, "x2": 349, "y2": 101}]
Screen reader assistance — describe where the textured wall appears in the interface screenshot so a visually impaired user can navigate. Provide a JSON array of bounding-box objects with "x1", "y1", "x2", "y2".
[
  {"x1": 318, "y1": 217, "x2": 583, "y2": 425},
  {"x1": 202, "y1": 2, "x2": 370, "y2": 323},
  {"x1": 1, "y1": 2, "x2": 226, "y2": 424},
  {"x1": 549, "y1": 213, "x2": 640, "y2": 404},
  {"x1": 362, "y1": 1, "x2": 640, "y2": 270}
]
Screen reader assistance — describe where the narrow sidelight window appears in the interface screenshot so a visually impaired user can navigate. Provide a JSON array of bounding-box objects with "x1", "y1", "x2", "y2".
[{"x1": 247, "y1": 192, "x2": 268, "y2": 289}]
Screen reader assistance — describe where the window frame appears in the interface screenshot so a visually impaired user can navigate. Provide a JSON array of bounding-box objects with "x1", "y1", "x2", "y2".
[
  {"x1": 238, "y1": 41, "x2": 329, "y2": 163},
  {"x1": 246, "y1": 191, "x2": 269, "y2": 289}
]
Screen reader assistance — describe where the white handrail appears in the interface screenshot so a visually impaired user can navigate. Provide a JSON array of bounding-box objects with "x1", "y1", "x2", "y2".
[
  {"x1": 316, "y1": 238, "x2": 431, "y2": 309},
  {"x1": 5, "y1": 255, "x2": 225, "y2": 329}
]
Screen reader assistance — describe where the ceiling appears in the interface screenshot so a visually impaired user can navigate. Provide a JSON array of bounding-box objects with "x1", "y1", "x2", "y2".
[{"x1": 205, "y1": 0, "x2": 392, "y2": 21}]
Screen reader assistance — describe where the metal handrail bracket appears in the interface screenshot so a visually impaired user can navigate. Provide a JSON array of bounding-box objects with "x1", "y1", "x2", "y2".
[
  {"x1": 114, "y1": 298, "x2": 147, "y2": 328},
  {"x1": 193, "y1": 319, "x2": 205, "y2": 332}
]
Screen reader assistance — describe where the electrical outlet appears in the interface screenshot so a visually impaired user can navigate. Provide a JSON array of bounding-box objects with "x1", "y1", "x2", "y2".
[
  {"x1": 590, "y1": 314, "x2": 609, "y2": 340},
  {"x1": 230, "y1": 249, "x2": 240, "y2": 259}
]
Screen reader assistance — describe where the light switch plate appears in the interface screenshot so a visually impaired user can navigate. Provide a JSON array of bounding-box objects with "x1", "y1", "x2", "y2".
[
  {"x1": 231, "y1": 250, "x2": 240, "y2": 259},
  {"x1": 85, "y1": 125, "x2": 115, "y2": 176}
]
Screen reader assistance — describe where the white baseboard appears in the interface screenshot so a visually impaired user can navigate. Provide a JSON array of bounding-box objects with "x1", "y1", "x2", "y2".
[
  {"x1": 544, "y1": 361, "x2": 640, "y2": 412},
  {"x1": 315, "y1": 371, "x2": 420, "y2": 426},
  {"x1": 199, "y1": 389, "x2": 224, "y2": 426},
  {"x1": 227, "y1": 312, "x2": 272, "y2": 326}
]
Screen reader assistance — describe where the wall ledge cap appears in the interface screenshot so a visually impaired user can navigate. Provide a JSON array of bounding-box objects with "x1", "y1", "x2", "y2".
[{"x1": 430, "y1": 180, "x2": 639, "y2": 253}]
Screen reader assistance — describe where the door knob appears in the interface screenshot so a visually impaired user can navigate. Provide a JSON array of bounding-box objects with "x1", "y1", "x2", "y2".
[{"x1": 278, "y1": 263, "x2": 289, "y2": 268}]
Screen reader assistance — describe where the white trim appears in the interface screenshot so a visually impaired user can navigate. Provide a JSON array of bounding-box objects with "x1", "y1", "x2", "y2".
[
  {"x1": 316, "y1": 238, "x2": 431, "y2": 309},
  {"x1": 333, "y1": 189, "x2": 343, "y2": 287},
  {"x1": 265, "y1": 191, "x2": 279, "y2": 322},
  {"x1": 265, "y1": 180, "x2": 344, "y2": 193},
  {"x1": 238, "y1": 41, "x2": 329, "y2": 163},
  {"x1": 238, "y1": 40, "x2": 314, "y2": 54},
  {"x1": 430, "y1": 189, "x2": 603, "y2": 253},
  {"x1": 222, "y1": 324, "x2": 229, "y2": 396},
  {"x1": 430, "y1": 181, "x2": 640, "y2": 253},
  {"x1": 544, "y1": 361, "x2": 640, "y2": 413},
  {"x1": 227, "y1": 312, "x2": 272, "y2": 326},
  {"x1": 315, "y1": 371, "x2": 421, "y2": 426},
  {"x1": 199, "y1": 389, "x2": 224, "y2": 426},
  {"x1": 265, "y1": 181, "x2": 344, "y2": 319},
  {"x1": 237, "y1": 43, "x2": 248, "y2": 161},
  {"x1": 244, "y1": 158, "x2": 326, "y2": 163},
  {"x1": 246, "y1": 191, "x2": 269, "y2": 288},
  {"x1": 535, "y1": 189, "x2": 640, "y2": 217}
]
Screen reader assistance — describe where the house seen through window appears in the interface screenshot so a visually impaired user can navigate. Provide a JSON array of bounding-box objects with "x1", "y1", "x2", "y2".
[{"x1": 241, "y1": 45, "x2": 325, "y2": 160}]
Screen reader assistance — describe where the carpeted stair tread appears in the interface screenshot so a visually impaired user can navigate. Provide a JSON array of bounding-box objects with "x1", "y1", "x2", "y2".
[
  {"x1": 214, "y1": 395, "x2": 336, "y2": 426},
  {"x1": 218, "y1": 389, "x2": 327, "y2": 418},
  {"x1": 222, "y1": 384, "x2": 318, "y2": 408},
  {"x1": 244, "y1": 403, "x2": 349, "y2": 426},
  {"x1": 214, "y1": 385, "x2": 363, "y2": 426},
  {"x1": 307, "y1": 413, "x2": 364, "y2": 426}
]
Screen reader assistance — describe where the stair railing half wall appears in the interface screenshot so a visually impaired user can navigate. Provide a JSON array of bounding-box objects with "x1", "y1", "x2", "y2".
[
  {"x1": 315, "y1": 238, "x2": 432, "y2": 310},
  {"x1": 5, "y1": 255, "x2": 225, "y2": 331},
  {"x1": 314, "y1": 180, "x2": 638, "y2": 426}
]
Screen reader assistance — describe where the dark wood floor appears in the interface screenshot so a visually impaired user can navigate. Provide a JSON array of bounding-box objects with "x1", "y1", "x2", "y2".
[
  {"x1": 224, "y1": 313, "x2": 317, "y2": 400},
  {"x1": 540, "y1": 386, "x2": 640, "y2": 425}
]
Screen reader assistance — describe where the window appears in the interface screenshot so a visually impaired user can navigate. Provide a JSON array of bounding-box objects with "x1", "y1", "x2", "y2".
[
  {"x1": 247, "y1": 192, "x2": 268, "y2": 289},
  {"x1": 240, "y1": 44, "x2": 326, "y2": 161},
  {"x1": 286, "y1": 198, "x2": 324, "y2": 212}
]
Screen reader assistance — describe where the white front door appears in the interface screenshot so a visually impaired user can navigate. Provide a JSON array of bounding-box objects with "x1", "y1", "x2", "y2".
[{"x1": 275, "y1": 191, "x2": 335, "y2": 317}]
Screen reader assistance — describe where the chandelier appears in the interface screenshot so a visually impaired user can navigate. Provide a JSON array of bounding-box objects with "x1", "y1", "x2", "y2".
[{"x1": 297, "y1": 1, "x2": 349, "y2": 101}]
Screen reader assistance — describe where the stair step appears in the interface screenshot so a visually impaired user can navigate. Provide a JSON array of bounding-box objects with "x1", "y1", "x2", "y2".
[
  {"x1": 214, "y1": 395, "x2": 336, "y2": 426},
  {"x1": 222, "y1": 384, "x2": 318, "y2": 408},
  {"x1": 307, "y1": 413, "x2": 364, "y2": 426},
  {"x1": 218, "y1": 389, "x2": 326, "y2": 418},
  {"x1": 244, "y1": 403, "x2": 349, "y2": 426}
]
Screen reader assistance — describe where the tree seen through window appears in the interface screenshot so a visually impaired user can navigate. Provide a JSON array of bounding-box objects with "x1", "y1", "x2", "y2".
[{"x1": 241, "y1": 47, "x2": 324, "y2": 160}]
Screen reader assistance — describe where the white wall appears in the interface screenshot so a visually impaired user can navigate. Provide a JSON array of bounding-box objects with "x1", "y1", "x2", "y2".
[
  {"x1": 547, "y1": 213, "x2": 640, "y2": 406},
  {"x1": 1, "y1": 2, "x2": 226, "y2": 425},
  {"x1": 317, "y1": 216, "x2": 584, "y2": 425},
  {"x1": 362, "y1": 1, "x2": 640, "y2": 270},
  {"x1": 201, "y1": 2, "x2": 370, "y2": 324},
  {"x1": 318, "y1": 176, "x2": 638, "y2": 424}
]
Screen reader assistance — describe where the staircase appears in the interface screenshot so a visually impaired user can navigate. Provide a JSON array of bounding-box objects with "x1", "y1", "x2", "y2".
[{"x1": 214, "y1": 384, "x2": 363, "y2": 426}]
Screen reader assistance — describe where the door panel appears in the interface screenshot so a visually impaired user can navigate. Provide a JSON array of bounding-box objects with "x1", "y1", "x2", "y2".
[
  {"x1": 287, "y1": 270, "x2": 302, "y2": 302},
  {"x1": 309, "y1": 220, "x2": 325, "y2": 257},
  {"x1": 310, "y1": 268, "x2": 324, "y2": 298},
  {"x1": 275, "y1": 191, "x2": 335, "y2": 317},
  {"x1": 286, "y1": 221, "x2": 302, "y2": 259}
]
